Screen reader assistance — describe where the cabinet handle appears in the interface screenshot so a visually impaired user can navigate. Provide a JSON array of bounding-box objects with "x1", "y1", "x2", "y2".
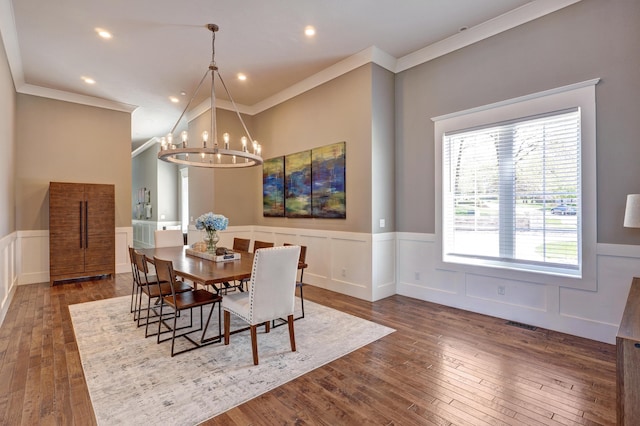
[
  {"x1": 79, "y1": 201, "x2": 83, "y2": 248},
  {"x1": 85, "y1": 201, "x2": 89, "y2": 248},
  {"x1": 635, "y1": 343, "x2": 640, "y2": 349}
]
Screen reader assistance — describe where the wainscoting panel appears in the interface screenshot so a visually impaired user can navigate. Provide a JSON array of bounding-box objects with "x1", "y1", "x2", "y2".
[
  {"x1": 17, "y1": 227, "x2": 133, "y2": 285},
  {"x1": 133, "y1": 220, "x2": 181, "y2": 248},
  {"x1": 212, "y1": 227, "x2": 254, "y2": 249},
  {"x1": 465, "y1": 273, "x2": 547, "y2": 311},
  {"x1": 0, "y1": 232, "x2": 17, "y2": 326},
  {"x1": 248, "y1": 227, "x2": 375, "y2": 300},
  {"x1": 396, "y1": 232, "x2": 640, "y2": 344},
  {"x1": 18, "y1": 230, "x2": 49, "y2": 285},
  {"x1": 372, "y1": 233, "x2": 396, "y2": 301},
  {"x1": 116, "y1": 227, "x2": 133, "y2": 274}
]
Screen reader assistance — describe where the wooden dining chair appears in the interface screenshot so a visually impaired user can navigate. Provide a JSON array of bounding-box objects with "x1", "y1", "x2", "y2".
[
  {"x1": 252, "y1": 240, "x2": 274, "y2": 252},
  {"x1": 154, "y1": 257, "x2": 223, "y2": 357},
  {"x1": 218, "y1": 237, "x2": 252, "y2": 294},
  {"x1": 154, "y1": 229, "x2": 184, "y2": 248},
  {"x1": 233, "y1": 237, "x2": 251, "y2": 252},
  {"x1": 132, "y1": 250, "x2": 191, "y2": 337},
  {"x1": 129, "y1": 246, "x2": 140, "y2": 314},
  {"x1": 223, "y1": 237, "x2": 252, "y2": 292},
  {"x1": 222, "y1": 245, "x2": 300, "y2": 365}
]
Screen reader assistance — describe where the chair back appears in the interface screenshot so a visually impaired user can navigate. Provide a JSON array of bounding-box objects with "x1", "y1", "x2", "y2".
[
  {"x1": 129, "y1": 247, "x2": 140, "y2": 284},
  {"x1": 154, "y1": 229, "x2": 184, "y2": 248},
  {"x1": 128, "y1": 246, "x2": 137, "y2": 272},
  {"x1": 284, "y1": 242, "x2": 307, "y2": 265},
  {"x1": 247, "y1": 245, "x2": 300, "y2": 324},
  {"x1": 252, "y1": 240, "x2": 274, "y2": 252},
  {"x1": 132, "y1": 249, "x2": 150, "y2": 275},
  {"x1": 153, "y1": 257, "x2": 179, "y2": 297},
  {"x1": 233, "y1": 237, "x2": 251, "y2": 252}
]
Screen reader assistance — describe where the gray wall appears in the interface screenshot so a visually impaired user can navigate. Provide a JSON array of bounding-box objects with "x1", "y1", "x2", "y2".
[
  {"x1": 252, "y1": 64, "x2": 374, "y2": 233},
  {"x1": 371, "y1": 64, "x2": 396, "y2": 233},
  {"x1": 156, "y1": 149, "x2": 179, "y2": 222},
  {"x1": 15, "y1": 94, "x2": 132, "y2": 229},
  {"x1": 395, "y1": 0, "x2": 640, "y2": 244},
  {"x1": 0, "y1": 33, "x2": 15, "y2": 237}
]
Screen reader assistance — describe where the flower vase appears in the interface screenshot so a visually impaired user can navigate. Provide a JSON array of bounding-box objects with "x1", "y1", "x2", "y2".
[{"x1": 204, "y1": 230, "x2": 219, "y2": 254}]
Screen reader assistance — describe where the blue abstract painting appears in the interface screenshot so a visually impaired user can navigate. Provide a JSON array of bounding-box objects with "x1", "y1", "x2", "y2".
[
  {"x1": 312, "y1": 142, "x2": 346, "y2": 218},
  {"x1": 285, "y1": 150, "x2": 312, "y2": 218},
  {"x1": 262, "y1": 156, "x2": 285, "y2": 217}
]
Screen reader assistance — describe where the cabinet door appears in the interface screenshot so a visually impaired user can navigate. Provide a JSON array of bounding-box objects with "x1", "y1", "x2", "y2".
[
  {"x1": 49, "y1": 182, "x2": 86, "y2": 277},
  {"x1": 84, "y1": 184, "x2": 115, "y2": 274}
]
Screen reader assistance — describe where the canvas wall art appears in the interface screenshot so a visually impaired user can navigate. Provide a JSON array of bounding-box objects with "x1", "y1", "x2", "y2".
[
  {"x1": 262, "y1": 156, "x2": 285, "y2": 217},
  {"x1": 312, "y1": 142, "x2": 346, "y2": 218},
  {"x1": 285, "y1": 150, "x2": 312, "y2": 218}
]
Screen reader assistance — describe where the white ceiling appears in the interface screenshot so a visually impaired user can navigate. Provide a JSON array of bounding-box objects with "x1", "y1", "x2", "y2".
[{"x1": 0, "y1": 0, "x2": 579, "y2": 147}]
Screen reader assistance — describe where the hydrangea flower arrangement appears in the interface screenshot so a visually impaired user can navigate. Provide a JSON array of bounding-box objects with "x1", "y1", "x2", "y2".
[{"x1": 195, "y1": 212, "x2": 229, "y2": 232}]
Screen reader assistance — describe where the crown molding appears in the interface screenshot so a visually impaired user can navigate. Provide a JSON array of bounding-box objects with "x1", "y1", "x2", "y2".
[
  {"x1": 396, "y1": 0, "x2": 582, "y2": 73},
  {"x1": 131, "y1": 137, "x2": 159, "y2": 158},
  {"x1": 0, "y1": 0, "x2": 23, "y2": 89},
  {"x1": 250, "y1": 46, "x2": 396, "y2": 115},
  {"x1": 1, "y1": 0, "x2": 582, "y2": 118},
  {"x1": 17, "y1": 83, "x2": 138, "y2": 113}
]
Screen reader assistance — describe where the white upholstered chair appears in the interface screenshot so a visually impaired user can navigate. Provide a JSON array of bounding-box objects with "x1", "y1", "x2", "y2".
[
  {"x1": 222, "y1": 245, "x2": 301, "y2": 365},
  {"x1": 154, "y1": 229, "x2": 184, "y2": 247}
]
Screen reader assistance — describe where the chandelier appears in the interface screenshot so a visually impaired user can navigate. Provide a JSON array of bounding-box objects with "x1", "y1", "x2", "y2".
[{"x1": 158, "y1": 24, "x2": 263, "y2": 168}]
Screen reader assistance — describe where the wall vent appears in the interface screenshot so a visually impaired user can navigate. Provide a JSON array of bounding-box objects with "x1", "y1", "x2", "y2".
[{"x1": 506, "y1": 320, "x2": 537, "y2": 331}]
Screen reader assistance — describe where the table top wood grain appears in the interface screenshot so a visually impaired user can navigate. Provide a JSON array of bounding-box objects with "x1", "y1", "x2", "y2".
[{"x1": 136, "y1": 245, "x2": 254, "y2": 286}]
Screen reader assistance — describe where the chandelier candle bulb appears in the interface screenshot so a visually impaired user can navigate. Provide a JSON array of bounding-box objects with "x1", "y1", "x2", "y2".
[{"x1": 181, "y1": 130, "x2": 188, "y2": 147}]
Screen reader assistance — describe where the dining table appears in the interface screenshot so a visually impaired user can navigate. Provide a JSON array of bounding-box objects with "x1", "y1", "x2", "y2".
[{"x1": 135, "y1": 245, "x2": 254, "y2": 292}]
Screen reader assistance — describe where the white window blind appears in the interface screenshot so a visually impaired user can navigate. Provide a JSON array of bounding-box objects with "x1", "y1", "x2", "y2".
[{"x1": 442, "y1": 108, "x2": 581, "y2": 271}]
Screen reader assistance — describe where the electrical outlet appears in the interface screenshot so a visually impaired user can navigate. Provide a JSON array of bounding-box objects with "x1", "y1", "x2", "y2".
[
  {"x1": 380, "y1": 218, "x2": 385, "y2": 228},
  {"x1": 341, "y1": 268, "x2": 346, "y2": 277},
  {"x1": 415, "y1": 272, "x2": 420, "y2": 280},
  {"x1": 498, "y1": 286, "x2": 506, "y2": 295}
]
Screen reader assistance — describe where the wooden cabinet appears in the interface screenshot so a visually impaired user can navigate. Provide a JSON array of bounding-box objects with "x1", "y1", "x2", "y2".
[
  {"x1": 617, "y1": 277, "x2": 640, "y2": 425},
  {"x1": 49, "y1": 182, "x2": 115, "y2": 285}
]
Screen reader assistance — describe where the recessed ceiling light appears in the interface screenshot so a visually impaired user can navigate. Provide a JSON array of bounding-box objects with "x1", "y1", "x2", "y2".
[
  {"x1": 95, "y1": 28, "x2": 112, "y2": 39},
  {"x1": 237, "y1": 73, "x2": 247, "y2": 81},
  {"x1": 169, "y1": 96, "x2": 180, "y2": 103},
  {"x1": 81, "y1": 76, "x2": 96, "y2": 85},
  {"x1": 304, "y1": 26, "x2": 316, "y2": 37}
]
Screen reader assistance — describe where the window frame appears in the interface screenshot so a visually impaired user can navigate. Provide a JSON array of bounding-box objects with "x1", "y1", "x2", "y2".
[{"x1": 433, "y1": 79, "x2": 598, "y2": 290}]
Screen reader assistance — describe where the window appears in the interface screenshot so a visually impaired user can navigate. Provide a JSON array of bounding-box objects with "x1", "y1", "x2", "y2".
[{"x1": 434, "y1": 80, "x2": 598, "y2": 284}]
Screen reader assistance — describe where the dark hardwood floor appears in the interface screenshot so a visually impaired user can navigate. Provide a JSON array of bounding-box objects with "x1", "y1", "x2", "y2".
[{"x1": 0, "y1": 274, "x2": 616, "y2": 425}]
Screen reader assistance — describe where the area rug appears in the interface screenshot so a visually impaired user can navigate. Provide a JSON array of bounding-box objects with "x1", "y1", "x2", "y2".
[{"x1": 69, "y1": 295, "x2": 395, "y2": 425}]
